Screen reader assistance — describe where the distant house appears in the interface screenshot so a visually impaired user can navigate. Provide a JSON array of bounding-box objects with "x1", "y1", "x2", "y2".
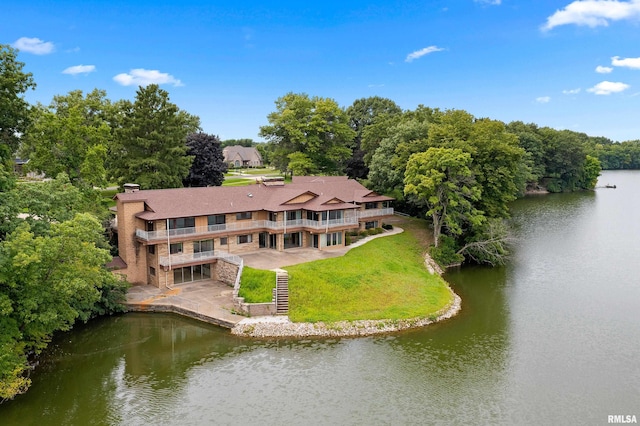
[
  {"x1": 13, "y1": 158, "x2": 30, "y2": 176},
  {"x1": 223, "y1": 145, "x2": 263, "y2": 168}
]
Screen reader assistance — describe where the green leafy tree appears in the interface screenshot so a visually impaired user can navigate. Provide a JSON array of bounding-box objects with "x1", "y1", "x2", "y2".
[
  {"x1": 287, "y1": 152, "x2": 317, "y2": 176},
  {"x1": 345, "y1": 97, "x2": 402, "y2": 179},
  {"x1": 466, "y1": 119, "x2": 526, "y2": 218},
  {"x1": 259, "y1": 93, "x2": 354, "y2": 174},
  {"x1": 0, "y1": 214, "x2": 127, "y2": 400},
  {"x1": 110, "y1": 84, "x2": 200, "y2": 189},
  {"x1": 404, "y1": 147, "x2": 483, "y2": 246},
  {"x1": 183, "y1": 132, "x2": 227, "y2": 187},
  {"x1": 578, "y1": 155, "x2": 601, "y2": 189},
  {"x1": 0, "y1": 45, "x2": 36, "y2": 154},
  {"x1": 20, "y1": 89, "x2": 112, "y2": 186}
]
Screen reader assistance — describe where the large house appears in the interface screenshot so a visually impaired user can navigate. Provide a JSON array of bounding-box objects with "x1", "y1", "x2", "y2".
[
  {"x1": 223, "y1": 145, "x2": 263, "y2": 168},
  {"x1": 113, "y1": 176, "x2": 393, "y2": 287}
]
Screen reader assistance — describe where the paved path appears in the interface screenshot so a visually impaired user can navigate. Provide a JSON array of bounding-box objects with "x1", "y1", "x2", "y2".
[{"x1": 125, "y1": 279, "x2": 245, "y2": 328}]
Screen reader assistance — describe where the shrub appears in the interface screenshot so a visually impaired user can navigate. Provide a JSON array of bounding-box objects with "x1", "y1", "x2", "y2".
[
  {"x1": 382, "y1": 223, "x2": 393, "y2": 230},
  {"x1": 429, "y1": 235, "x2": 464, "y2": 267}
]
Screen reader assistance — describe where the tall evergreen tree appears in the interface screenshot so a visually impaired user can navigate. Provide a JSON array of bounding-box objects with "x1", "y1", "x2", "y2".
[
  {"x1": 110, "y1": 85, "x2": 200, "y2": 189},
  {"x1": 183, "y1": 132, "x2": 227, "y2": 187}
]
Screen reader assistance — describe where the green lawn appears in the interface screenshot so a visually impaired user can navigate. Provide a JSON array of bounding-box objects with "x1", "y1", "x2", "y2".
[
  {"x1": 222, "y1": 177, "x2": 259, "y2": 186},
  {"x1": 238, "y1": 267, "x2": 277, "y2": 303},
  {"x1": 238, "y1": 216, "x2": 453, "y2": 323},
  {"x1": 286, "y1": 228, "x2": 452, "y2": 322}
]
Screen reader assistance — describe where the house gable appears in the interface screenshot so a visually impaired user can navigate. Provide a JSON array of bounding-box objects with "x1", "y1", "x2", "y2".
[
  {"x1": 283, "y1": 191, "x2": 318, "y2": 205},
  {"x1": 323, "y1": 197, "x2": 347, "y2": 205}
]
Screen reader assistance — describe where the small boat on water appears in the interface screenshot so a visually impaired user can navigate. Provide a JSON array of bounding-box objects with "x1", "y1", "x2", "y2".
[{"x1": 605, "y1": 184, "x2": 617, "y2": 189}]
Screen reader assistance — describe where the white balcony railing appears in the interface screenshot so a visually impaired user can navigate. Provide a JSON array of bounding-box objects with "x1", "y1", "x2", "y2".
[
  {"x1": 159, "y1": 250, "x2": 242, "y2": 268},
  {"x1": 136, "y1": 208, "x2": 393, "y2": 242},
  {"x1": 357, "y1": 208, "x2": 394, "y2": 219}
]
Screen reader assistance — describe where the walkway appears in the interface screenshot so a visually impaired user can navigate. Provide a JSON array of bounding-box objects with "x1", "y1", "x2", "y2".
[{"x1": 124, "y1": 279, "x2": 245, "y2": 328}]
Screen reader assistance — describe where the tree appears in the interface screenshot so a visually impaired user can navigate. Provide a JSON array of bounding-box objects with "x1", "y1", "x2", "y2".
[
  {"x1": 0, "y1": 44, "x2": 36, "y2": 155},
  {"x1": 578, "y1": 155, "x2": 601, "y2": 189},
  {"x1": 345, "y1": 97, "x2": 402, "y2": 179},
  {"x1": 110, "y1": 84, "x2": 200, "y2": 189},
  {"x1": 404, "y1": 148, "x2": 483, "y2": 246},
  {"x1": 466, "y1": 119, "x2": 526, "y2": 218},
  {"x1": 259, "y1": 93, "x2": 354, "y2": 174},
  {"x1": 183, "y1": 132, "x2": 227, "y2": 187},
  {"x1": 287, "y1": 152, "x2": 317, "y2": 176},
  {"x1": 0, "y1": 214, "x2": 128, "y2": 400},
  {"x1": 457, "y1": 218, "x2": 512, "y2": 266},
  {"x1": 21, "y1": 89, "x2": 112, "y2": 186}
]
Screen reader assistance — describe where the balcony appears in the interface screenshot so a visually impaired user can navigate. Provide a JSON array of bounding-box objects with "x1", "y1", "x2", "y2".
[
  {"x1": 159, "y1": 250, "x2": 242, "y2": 268},
  {"x1": 358, "y1": 208, "x2": 394, "y2": 219},
  {"x1": 135, "y1": 208, "x2": 394, "y2": 242}
]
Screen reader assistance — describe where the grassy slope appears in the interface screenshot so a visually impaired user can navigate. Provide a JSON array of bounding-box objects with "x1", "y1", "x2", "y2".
[
  {"x1": 286, "y1": 219, "x2": 453, "y2": 323},
  {"x1": 238, "y1": 267, "x2": 276, "y2": 303}
]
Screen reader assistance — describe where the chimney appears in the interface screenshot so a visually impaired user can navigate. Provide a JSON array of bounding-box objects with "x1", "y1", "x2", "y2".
[{"x1": 123, "y1": 183, "x2": 140, "y2": 193}]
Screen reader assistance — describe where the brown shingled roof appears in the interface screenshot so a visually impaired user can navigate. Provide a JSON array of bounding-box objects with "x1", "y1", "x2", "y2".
[{"x1": 114, "y1": 177, "x2": 391, "y2": 221}]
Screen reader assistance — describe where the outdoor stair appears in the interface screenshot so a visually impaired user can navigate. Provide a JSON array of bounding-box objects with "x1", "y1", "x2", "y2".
[{"x1": 275, "y1": 271, "x2": 289, "y2": 315}]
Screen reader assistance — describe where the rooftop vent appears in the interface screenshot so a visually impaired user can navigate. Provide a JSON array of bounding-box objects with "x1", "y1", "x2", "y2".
[{"x1": 123, "y1": 183, "x2": 140, "y2": 193}]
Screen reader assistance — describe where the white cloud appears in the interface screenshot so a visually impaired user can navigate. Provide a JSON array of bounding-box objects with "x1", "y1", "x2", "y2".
[
  {"x1": 113, "y1": 69, "x2": 183, "y2": 87},
  {"x1": 62, "y1": 65, "x2": 96, "y2": 75},
  {"x1": 596, "y1": 65, "x2": 613, "y2": 73},
  {"x1": 536, "y1": 96, "x2": 551, "y2": 103},
  {"x1": 587, "y1": 80, "x2": 630, "y2": 95},
  {"x1": 12, "y1": 37, "x2": 55, "y2": 55},
  {"x1": 563, "y1": 88, "x2": 582, "y2": 94},
  {"x1": 612, "y1": 55, "x2": 640, "y2": 69},
  {"x1": 542, "y1": 0, "x2": 640, "y2": 31},
  {"x1": 474, "y1": 0, "x2": 502, "y2": 5},
  {"x1": 405, "y1": 46, "x2": 445, "y2": 63}
]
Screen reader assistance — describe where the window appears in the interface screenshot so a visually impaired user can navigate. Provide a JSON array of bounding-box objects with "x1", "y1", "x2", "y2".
[
  {"x1": 168, "y1": 217, "x2": 195, "y2": 229},
  {"x1": 307, "y1": 211, "x2": 319, "y2": 221},
  {"x1": 284, "y1": 232, "x2": 302, "y2": 249},
  {"x1": 322, "y1": 210, "x2": 343, "y2": 221},
  {"x1": 193, "y1": 239, "x2": 214, "y2": 253},
  {"x1": 236, "y1": 212, "x2": 252, "y2": 220},
  {"x1": 207, "y1": 215, "x2": 225, "y2": 226},
  {"x1": 365, "y1": 202, "x2": 377, "y2": 210},
  {"x1": 149, "y1": 266, "x2": 156, "y2": 276},
  {"x1": 148, "y1": 245, "x2": 155, "y2": 255},
  {"x1": 146, "y1": 221, "x2": 155, "y2": 231},
  {"x1": 220, "y1": 237, "x2": 228, "y2": 245},
  {"x1": 268, "y1": 212, "x2": 278, "y2": 222},
  {"x1": 237, "y1": 234, "x2": 252, "y2": 244},
  {"x1": 365, "y1": 221, "x2": 378, "y2": 229},
  {"x1": 170, "y1": 242, "x2": 183, "y2": 254},
  {"x1": 286, "y1": 210, "x2": 301, "y2": 221},
  {"x1": 325, "y1": 232, "x2": 342, "y2": 247}
]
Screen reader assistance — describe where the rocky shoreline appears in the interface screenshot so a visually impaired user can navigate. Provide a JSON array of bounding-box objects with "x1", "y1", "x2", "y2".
[{"x1": 231, "y1": 288, "x2": 461, "y2": 338}]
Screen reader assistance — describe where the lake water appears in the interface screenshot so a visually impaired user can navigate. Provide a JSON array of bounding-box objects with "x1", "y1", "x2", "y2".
[{"x1": 2, "y1": 170, "x2": 639, "y2": 425}]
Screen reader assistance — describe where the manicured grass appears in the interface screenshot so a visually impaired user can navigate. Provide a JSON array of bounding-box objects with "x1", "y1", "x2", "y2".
[
  {"x1": 238, "y1": 267, "x2": 276, "y2": 303},
  {"x1": 286, "y1": 220, "x2": 453, "y2": 323},
  {"x1": 222, "y1": 177, "x2": 258, "y2": 186}
]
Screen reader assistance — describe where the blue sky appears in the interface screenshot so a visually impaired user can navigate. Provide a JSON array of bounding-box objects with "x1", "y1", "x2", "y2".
[{"x1": 4, "y1": 0, "x2": 640, "y2": 142}]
